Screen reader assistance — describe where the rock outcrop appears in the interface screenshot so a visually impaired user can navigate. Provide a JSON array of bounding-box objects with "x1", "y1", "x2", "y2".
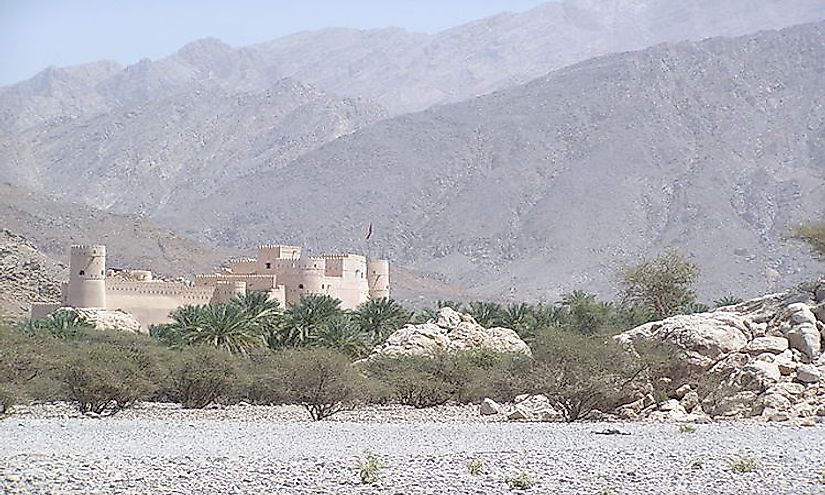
[
  {"x1": 50, "y1": 307, "x2": 144, "y2": 335},
  {"x1": 617, "y1": 280, "x2": 825, "y2": 423},
  {"x1": 368, "y1": 307, "x2": 531, "y2": 358}
]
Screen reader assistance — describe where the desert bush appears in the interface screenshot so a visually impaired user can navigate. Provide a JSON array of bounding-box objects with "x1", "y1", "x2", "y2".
[
  {"x1": 467, "y1": 458, "x2": 485, "y2": 476},
  {"x1": 61, "y1": 342, "x2": 157, "y2": 415},
  {"x1": 458, "y1": 352, "x2": 535, "y2": 404},
  {"x1": 728, "y1": 455, "x2": 759, "y2": 473},
  {"x1": 358, "y1": 451, "x2": 382, "y2": 484},
  {"x1": 364, "y1": 353, "x2": 469, "y2": 408},
  {"x1": 505, "y1": 472, "x2": 536, "y2": 490},
  {"x1": 790, "y1": 220, "x2": 825, "y2": 260},
  {"x1": 163, "y1": 346, "x2": 237, "y2": 408},
  {"x1": 277, "y1": 347, "x2": 366, "y2": 420},
  {"x1": 678, "y1": 424, "x2": 696, "y2": 434},
  {"x1": 530, "y1": 330, "x2": 646, "y2": 421},
  {"x1": 619, "y1": 249, "x2": 700, "y2": 318}
]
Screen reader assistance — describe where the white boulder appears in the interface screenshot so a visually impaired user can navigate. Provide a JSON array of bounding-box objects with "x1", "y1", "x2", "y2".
[{"x1": 370, "y1": 307, "x2": 532, "y2": 358}]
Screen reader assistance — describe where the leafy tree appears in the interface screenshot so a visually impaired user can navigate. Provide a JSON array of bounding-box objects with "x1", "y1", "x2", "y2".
[
  {"x1": 61, "y1": 342, "x2": 158, "y2": 415},
  {"x1": 618, "y1": 249, "x2": 700, "y2": 318},
  {"x1": 280, "y1": 295, "x2": 344, "y2": 348},
  {"x1": 790, "y1": 221, "x2": 825, "y2": 260},
  {"x1": 530, "y1": 330, "x2": 646, "y2": 422},
  {"x1": 277, "y1": 347, "x2": 366, "y2": 420},
  {"x1": 351, "y1": 297, "x2": 411, "y2": 344},
  {"x1": 364, "y1": 353, "x2": 469, "y2": 408},
  {"x1": 163, "y1": 346, "x2": 237, "y2": 409}
]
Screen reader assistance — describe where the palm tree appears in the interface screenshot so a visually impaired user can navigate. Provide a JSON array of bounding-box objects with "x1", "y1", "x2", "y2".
[
  {"x1": 229, "y1": 291, "x2": 283, "y2": 340},
  {"x1": 23, "y1": 309, "x2": 92, "y2": 339},
  {"x1": 313, "y1": 315, "x2": 371, "y2": 359},
  {"x1": 352, "y1": 297, "x2": 411, "y2": 344},
  {"x1": 713, "y1": 295, "x2": 744, "y2": 308},
  {"x1": 281, "y1": 295, "x2": 343, "y2": 348},
  {"x1": 179, "y1": 304, "x2": 264, "y2": 356},
  {"x1": 466, "y1": 301, "x2": 504, "y2": 327}
]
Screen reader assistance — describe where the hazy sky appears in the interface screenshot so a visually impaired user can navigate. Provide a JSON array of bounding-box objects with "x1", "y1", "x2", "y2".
[{"x1": 0, "y1": 0, "x2": 550, "y2": 86}]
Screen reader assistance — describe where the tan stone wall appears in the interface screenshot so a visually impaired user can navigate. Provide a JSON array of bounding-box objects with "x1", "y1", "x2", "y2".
[{"x1": 105, "y1": 280, "x2": 213, "y2": 329}]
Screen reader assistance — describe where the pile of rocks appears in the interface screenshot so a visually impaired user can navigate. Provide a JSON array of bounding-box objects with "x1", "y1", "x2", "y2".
[
  {"x1": 479, "y1": 395, "x2": 563, "y2": 421},
  {"x1": 617, "y1": 280, "x2": 825, "y2": 423},
  {"x1": 367, "y1": 307, "x2": 531, "y2": 358}
]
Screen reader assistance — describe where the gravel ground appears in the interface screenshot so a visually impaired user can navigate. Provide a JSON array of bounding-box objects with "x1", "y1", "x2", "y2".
[{"x1": 2, "y1": 403, "x2": 824, "y2": 495}]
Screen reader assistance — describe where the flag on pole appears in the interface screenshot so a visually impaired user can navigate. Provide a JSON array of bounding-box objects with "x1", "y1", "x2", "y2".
[{"x1": 365, "y1": 223, "x2": 373, "y2": 240}]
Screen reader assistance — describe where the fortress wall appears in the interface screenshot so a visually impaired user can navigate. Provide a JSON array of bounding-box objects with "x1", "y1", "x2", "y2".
[
  {"x1": 258, "y1": 245, "x2": 301, "y2": 264},
  {"x1": 228, "y1": 258, "x2": 257, "y2": 274},
  {"x1": 105, "y1": 281, "x2": 214, "y2": 329},
  {"x1": 30, "y1": 303, "x2": 63, "y2": 320}
]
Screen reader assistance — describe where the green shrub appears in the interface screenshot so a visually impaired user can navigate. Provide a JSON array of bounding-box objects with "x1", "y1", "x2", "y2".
[
  {"x1": 728, "y1": 456, "x2": 759, "y2": 473},
  {"x1": 277, "y1": 347, "x2": 366, "y2": 420},
  {"x1": 530, "y1": 330, "x2": 646, "y2": 421},
  {"x1": 505, "y1": 471, "x2": 536, "y2": 490},
  {"x1": 467, "y1": 458, "x2": 485, "y2": 476},
  {"x1": 618, "y1": 249, "x2": 700, "y2": 318},
  {"x1": 364, "y1": 353, "x2": 468, "y2": 408},
  {"x1": 358, "y1": 451, "x2": 382, "y2": 484},
  {"x1": 61, "y1": 342, "x2": 157, "y2": 415},
  {"x1": 163, "y1": 346, "x2": 237, "y2": 408},
  {"x1": 678, "y1": 424, "x2": 696, "y2": 434}
]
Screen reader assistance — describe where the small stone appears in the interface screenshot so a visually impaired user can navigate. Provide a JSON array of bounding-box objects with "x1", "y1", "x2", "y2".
[
  {"x1": 796, "y1": 364, "x2": 821, "y2": 384},
  {"x1": 479, "y1": 398, "x2": 500, "y2": 416}
]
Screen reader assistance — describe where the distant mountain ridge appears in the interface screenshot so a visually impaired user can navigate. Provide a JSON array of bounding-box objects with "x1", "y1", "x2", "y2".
[
  {"x1": 171, "y1": 21, "x2": 825, "y2": 301},
  {"x1": 2, "y1": 1, "x2": 825, "y2": 303}
]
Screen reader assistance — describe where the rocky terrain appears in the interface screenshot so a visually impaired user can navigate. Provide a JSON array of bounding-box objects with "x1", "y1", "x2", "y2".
[
  {"x1": 2, "y1": 403, "x2": 824, "y2": 494},
  {"x1": 0, "y1": 229, "x2": 64, "y2": 319},
  {"x1": 367, "y1": 307, "x2": 532, "y2": 358},
  {"x1": 184, "y1": 22, "x2": 825, "y2": 301},
  {"x1": 2, "y1": 6, "x2": 825, "y2": 302},
  {"x1": 617, "y1": 279, "x2": 825, "y2": 424}
]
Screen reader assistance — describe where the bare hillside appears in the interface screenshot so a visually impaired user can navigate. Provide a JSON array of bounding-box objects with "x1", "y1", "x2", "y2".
[{"x1": 174, "y1": 22, "x2": 825, "y2": 301}]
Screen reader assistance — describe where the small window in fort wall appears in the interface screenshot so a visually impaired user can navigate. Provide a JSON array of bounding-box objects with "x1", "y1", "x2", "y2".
[
  {"x1": 266, "y1": 262, "x2": 272, "y2": 269},
  {"x1": 298, "y1": 284, "x2": 304, "y2": 289},
  {"x1": 79, "y1": 270, "x2": 85, "y2": 276}
]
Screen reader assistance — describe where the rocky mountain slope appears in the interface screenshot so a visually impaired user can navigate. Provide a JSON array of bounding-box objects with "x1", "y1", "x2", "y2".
[
  {"x1": 0, "y1": 183, "x2": 228, "y2": 276},
  {"x1": 1, "y1": 78, "x2": 386, "y2": 214},
  {"x1": 250, "y1": 0, "x2": 825, "y2": 113},
  {"x1": 0, "y1": 230, "x2": 65, "y2": 319},
  {"x1": 176, "y1": 22, "x2": 825, "y2": 301},
  {"x1": 4, "y1": 0, "x2": 821, "y2": 121}
]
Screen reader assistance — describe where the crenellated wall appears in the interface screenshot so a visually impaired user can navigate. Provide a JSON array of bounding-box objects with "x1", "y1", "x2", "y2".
[{"x1": 32, "y1": 242, "x2": 390, "y2": 328}]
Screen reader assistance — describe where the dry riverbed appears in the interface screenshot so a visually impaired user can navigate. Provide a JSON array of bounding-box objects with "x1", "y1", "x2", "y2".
[{"x1": 2, "y1": 403, "x2": 824, "y2": 494}]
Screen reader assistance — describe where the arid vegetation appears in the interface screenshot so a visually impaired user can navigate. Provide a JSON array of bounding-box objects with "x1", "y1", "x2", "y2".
[{"x1": 3, "y1": 249, "x2": 762, "y2": 421}]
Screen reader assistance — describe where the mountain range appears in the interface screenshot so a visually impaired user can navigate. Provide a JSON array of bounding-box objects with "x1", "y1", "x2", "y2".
[{"x1": 2, "y1": 0, "x2": 825, "y2": 304}]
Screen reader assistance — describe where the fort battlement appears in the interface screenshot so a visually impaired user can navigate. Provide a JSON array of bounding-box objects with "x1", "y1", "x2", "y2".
[
  {"x1": 35, "y1": 242, "x2": 389, "y2": 329},
  {"x1": 106, "y1": 280, "x2": 213, "y2": 298}
]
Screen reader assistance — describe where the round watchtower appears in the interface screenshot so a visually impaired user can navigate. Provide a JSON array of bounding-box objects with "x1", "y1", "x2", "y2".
[
  {"x1": 367, "y1": 260, "x2": 390, "y2": 299},
  {"x1": 66, "y1": 245, "x2": 107, "y2": 309}
]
